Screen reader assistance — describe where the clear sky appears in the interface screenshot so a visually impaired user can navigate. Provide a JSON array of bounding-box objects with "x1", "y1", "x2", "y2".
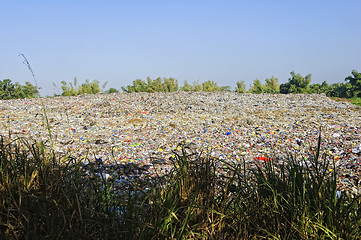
[{"x1": 1, "y1": 0, "x2": 360, "y2": 96}]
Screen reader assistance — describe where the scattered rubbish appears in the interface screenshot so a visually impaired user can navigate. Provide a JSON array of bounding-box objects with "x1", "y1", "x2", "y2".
[{"x1": 0, "y1": 92, "x2": 360, "y2": 196}]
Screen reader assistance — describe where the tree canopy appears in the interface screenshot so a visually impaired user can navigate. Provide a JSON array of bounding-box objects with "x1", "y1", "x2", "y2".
[
  {"x1": 280, "y1": 71, "x2": 311, "y2": 94},
  {"x1": 248, "y1": 76, "x2": 280, "y2": 94},
  {"x1": 235, "y1": 80, "x2": 246, "y2": 93},
  {"x1": 60, "y1": 78, "x2": 107, "y2": 96},
  {"x1": 345, "y1": 70, "x2": 361, "y2": 98},
  {"x1": 3, "y1": 70, "x2": 361, "y2": 100},
  {"x1": 122, "y1": 77, "x2": 230, "y2": 93},
  {"x1": 0, "y1": 79, "x2": 39, "y2": 100}
]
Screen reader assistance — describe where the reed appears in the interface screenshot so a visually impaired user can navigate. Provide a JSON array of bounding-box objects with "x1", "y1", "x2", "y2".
[{"x1": 0, "y1": 135, "x2": 360, "y2": 239}]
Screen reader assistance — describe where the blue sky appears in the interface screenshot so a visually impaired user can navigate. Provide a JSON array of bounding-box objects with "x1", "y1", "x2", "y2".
[{"x1": 1, "y1": 0, "x2": 360, "y2": 96}]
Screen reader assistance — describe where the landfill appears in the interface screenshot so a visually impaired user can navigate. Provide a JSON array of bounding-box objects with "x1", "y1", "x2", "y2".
[{"x1": 0, "y1": 92, "x2": 360, "y2": 197}]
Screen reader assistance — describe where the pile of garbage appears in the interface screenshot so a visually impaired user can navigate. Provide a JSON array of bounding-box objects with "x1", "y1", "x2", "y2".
[{"x1": 0, "y1": 92, "x2": 360, "y2": 197}]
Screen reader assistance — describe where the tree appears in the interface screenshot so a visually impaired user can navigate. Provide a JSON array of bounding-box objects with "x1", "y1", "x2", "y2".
[
  {"x1": 309, "y1": 81, "x2": 330, "y2": 94},
  {"x1": 129, "y1": 79, "x2": 148, "y2": 92},
  {"x1": 280, "y1": 71, "x2": 311, "y2": 94},
  {"x1": 61, "y1": 78, "x2": 103, "y2": 96},
  {"x1": 327, "y1": 83, "x2": 353, "y2": 98},
  {"x1": 247, "y1": 76, "x2": 280, "y2": 94},
  {"x1": 107, "y1": 88, "x2": 119, "y2": 94},
  {"x1": 235, "y1": 80, "x2": 246, "y2": 93},
  {"x1": 249, "y1": 79, "x2": 264, "y2": 93},
  {"x1": 180, "y1": 80, "x2": 193, "y2": 92},
  {"x1": 122, "y1": 78, "x2": 228, "y2": 93},
  {"x1": 0, "y1": 79, "x2": 39, "y2": 99},
  {"x1": 23, "y1": 82, "x2": 39, "y2": 97},
  {"x1": 345, "y1": 70, "x2": 361, "y2": 97},
  {"x1": 264, "y1": 76, "x2": 280, "y2": 93},
  {"x1": 151, "y1": 77, "x2": 164, "y2": 92},
  {"x1": 192, "y1": 81, "x2": 202, "y2": 92},
  {"x1": 61, "y1": 79, "x2": 76, "y2": 96},
  {"x1": 202, "y1": 80, "x2": 220, "y2": 92},
  {"x1": 0, "y1": 79, "x2": 15, "y2": 99},
  {"x1": 163, "y1": 77, "x2": 178, "y2": 92},
  {"x1": 122, "y1": 77, "x2": 179, "y2": 93}
]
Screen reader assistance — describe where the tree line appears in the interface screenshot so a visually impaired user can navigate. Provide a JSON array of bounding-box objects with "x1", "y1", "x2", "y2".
[
  {"x1": 1, "y1": 70, "x2": 360, "y2": 100},
  {"x1": 120, "y1": 70, "x2": 361, "y2": 98},
  {"x1": 58, "y1": 78, "x2": 108, "y2": 96},
  {"x1": 121, "y1": 77, "x2": 231, "y2": 93}
]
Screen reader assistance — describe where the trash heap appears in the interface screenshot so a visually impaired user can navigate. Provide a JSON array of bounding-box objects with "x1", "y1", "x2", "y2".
[{"x1": 1, "y1": 92, "x2": 360, "y2": 197}]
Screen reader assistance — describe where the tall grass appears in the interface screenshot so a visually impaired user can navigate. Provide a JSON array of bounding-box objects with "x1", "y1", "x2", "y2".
[
  {"x1": 1, "y1": 135, "x2": 360, "y2": 239},
  {"x1": 0, "y1": 136, "x2": 128, "y2": 239}
]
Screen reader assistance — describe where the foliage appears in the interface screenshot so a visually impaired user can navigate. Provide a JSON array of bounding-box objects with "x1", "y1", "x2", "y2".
[
  {"x1": 1, "y1": 134, "x2": 360, "y2": 239},
  {"x1": 248, "y1": 76, "x2": 280, "y2": 94},
  {"x1": 122, "y1": 77, "x2": 178, "y2": 93},
  {"x1": 345, "y1": 69, "x2": 361, "y2": 98},
  {"x1": 0, "y1": 79, "x2": 39, "y2": 100},
  {"x1": 180, "y1": 80, "x2": 193, "y2": 92},
  {"x1": 61, "y1": 77, "x2": 107, "y2": 96},
  {"x1": 326, "y1": 82, "x2": 353, "y2": 98},
  {"x1": 264, "y1": 76, "x2": 280, "y2": 93},
  {"x1": 107, "y1": 88, "x2": 119, "y2": 94},
  {"x1": 280, "y1": 71, "x2": 312, "y2": 94},
  {"x1": 0, "y1": 137, "x2": 125, "y2": 239},
  {"x1": 329, "y1": 97, "x2": 361, "y2": 106},
  {"x1": 192, "y1": 81, "x2": 202, "y2": 92},
  {"x1": 118, "y1": 70, "x2": 361, "y2": 98},
  {"x1": 249, "y1": 79, "x2": 264, "y2": 93},
  {"x1": 309, "y1": 81, "x2": 330, "y2": 94},
  {"x1": 235, "y1": 80, "x2": 246, "y2": 93},
  {"x1": 200, "y1": 80, "x2": 230, "y2": 92},
  {"x1": 122, "y1": 77, "x2": 230, "y2": 93},
  {"x1": 351, "y1": 98, "x2": 361, "y2": 106},
  {"x1": 202, "y1": 80, "x2": 221, "y2": 92}
]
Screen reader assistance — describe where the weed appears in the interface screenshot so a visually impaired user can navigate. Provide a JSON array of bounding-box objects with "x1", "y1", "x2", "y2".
[{"x1": 1, "y1": 135, "x2": 360, "y2": 239}]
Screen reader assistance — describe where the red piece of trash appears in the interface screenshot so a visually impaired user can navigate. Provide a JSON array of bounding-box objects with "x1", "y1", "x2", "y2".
[{"x1": 255, "y1": 157, "x2": 272, "y2": 162}]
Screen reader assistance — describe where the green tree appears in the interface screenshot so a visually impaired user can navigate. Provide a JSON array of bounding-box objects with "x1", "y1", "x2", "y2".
[
  {"x1": 235, "y1": 80, "x2": 246, "y2": 93},
  {"x1": 122, "y1": 78, "x2": 231, "y2": 93},
  {"x1": 21, "y1": 82, "x2": 39, "y2": 98},
  {"x1": 249, "y1": 79, "x2": 264, "y2": 93},
  {"x1": 146, "y1": 77, "x2": 154, "y2": 92},
  {"x1": 122, "y1": 77, "x2": 179, "y2": 93},
  {"x1": 89, "y1": 80, "x2": 100, "y2": 94},
  {"x1": 151, "y1": 77, "x2": 162, "y2": 92},
  {"x1": 163, "y1": 77, "x2": 179, "y2": 92},
  {"x1": 280, "y1": 71, "x2": 311, "y2": 94},
  {"x1": 61, "y1": 79, "x2": 76, "y2": 96},
  {"x1": 328, "y1": 82, "x2": 354, "y2": 98},
  {"x1": 309, "y1": 81, "x2": 330, "y2": 94},
  {"x1": 180, "y1": 80, "x2": 193, "y2": 92},
  {"x1": 130, "y1": 79, "x2": 148, "y2": 92},
  {"x1": 61, "y1": 78, "x2": 103, "y2": 96},
  {"x1": 345, "y1": 70, "x2": 361, "y2": 97},
  {"x1": 0, "y1": 79, "x2": 15, "y2": 99},
  {"x1": 202, "y1": 80, "x2": 220, "y2": 92},
  {"x1": 107, "y1": 88, "x2": 119, "y2": 94},
  {"x1": 0, "y1": 79, "x2": 38, "y2": 99},
  {"x1": 192, "y1": 81, "x2": 202, "y2": 92},
  {"x1": 264, "y1": 76, "x2": 280, "y2": 93}
]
